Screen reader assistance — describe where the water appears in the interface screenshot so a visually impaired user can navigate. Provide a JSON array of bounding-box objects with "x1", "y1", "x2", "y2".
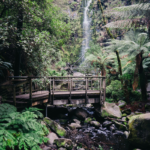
[{"x1": 81, "y1": 0, "x2": 92, "y2": 62}]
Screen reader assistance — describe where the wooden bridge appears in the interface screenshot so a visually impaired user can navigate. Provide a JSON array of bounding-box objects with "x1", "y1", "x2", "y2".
[{"x1": 0, "y1": 76, "x2": 106, "y2": 108}]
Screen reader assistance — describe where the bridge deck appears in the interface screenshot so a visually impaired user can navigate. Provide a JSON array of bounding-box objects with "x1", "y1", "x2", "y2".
[{"x1": 1, "y1": 76, "x2": 106, "y2": 107}]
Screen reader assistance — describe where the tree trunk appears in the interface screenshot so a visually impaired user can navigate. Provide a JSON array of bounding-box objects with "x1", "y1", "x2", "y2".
[
  {"x1": 14, "y1": 4, "x2": 23, "y2": 76},
  {"x1": 133, "y1": 52, "x2": 147, "y2": 100}
]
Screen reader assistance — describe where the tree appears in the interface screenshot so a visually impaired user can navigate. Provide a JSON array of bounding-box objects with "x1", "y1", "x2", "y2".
[
  {"x1": 105, "y1": 30, "x2": 150, "y2": 100},
  {"x1": 97, "y1": 0, "x2": 123, "y2": 77},
  {"x1": 83, "y1": 42, "x2": 115, "y2": 76}
]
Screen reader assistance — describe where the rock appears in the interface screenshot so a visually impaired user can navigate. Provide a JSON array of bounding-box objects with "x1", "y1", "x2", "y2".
[
  {"x1": 103, "y1": 120, "x2": 112, "y2": 127},
  {"x1": 73, "y1": 119, "x2": 80, "y2": 124},
  {"x1": 78, "y1": 148, "x2": 85, "y2": 150},
  {"x1": 47, "y1": 132, "x2": 59, "y2": 145},
  {"x1": 124, "y1": 131, "x2": 130, "y2": 139},
  {"x1": 90, "y1": 121, "x2": 100, "y2": 127},
  {"x1": 58, "y1": 148, "x2": 67, "y2": 150},
  {"x1": 69, "y1": 108, "x2": 88, "y2": 120},
  {"x1": 122, "y1": 108, "x2": 131, "y2": 115},
  {"x1": 84, "y1": 117, "x2": 92, "y2": 123},
  {"x1": 113, "y1": 130, "x2": 126, "y2": 138},
  {"x1": 68, "y1": 123, "x2": 81, "y2": 130},
  {"x1": 54, "y1": 138, "x2": 73, "y2": 150},
  {"x1": 44, "y1": 117, "x2": 67, "y2": 137},
  {"x1": 101, "y1": 102, "x2": 122, "y2": 118},
  {"x1": 128, "y1": 113, "x2": 150, "y2": 149},
  {"x1": 118, "y1": 100, "x2": 126, "y2": 108},
  {"x1": 113, "y1": 121, "x2": 127, "y2": 131}
]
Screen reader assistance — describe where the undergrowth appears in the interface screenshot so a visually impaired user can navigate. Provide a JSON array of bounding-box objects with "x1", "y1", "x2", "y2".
[{"x1": 0, "y1": 103, "x2": 49, "y2": 150}]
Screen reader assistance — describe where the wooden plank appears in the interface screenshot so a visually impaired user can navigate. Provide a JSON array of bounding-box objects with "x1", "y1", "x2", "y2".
[
  {"x1": 53, "y1": 98, "x2": 100, "y2": 105},
  {"x1": 32, "y1": 99, "x2": 48, "y2": 106}
]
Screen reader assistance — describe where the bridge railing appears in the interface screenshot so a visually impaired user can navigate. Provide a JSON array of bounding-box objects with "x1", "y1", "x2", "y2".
[{"x1": 0, "y1": 76, "x2": 106, "y2": 106}]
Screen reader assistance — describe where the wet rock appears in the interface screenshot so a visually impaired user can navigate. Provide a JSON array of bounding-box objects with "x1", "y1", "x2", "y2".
[
  {"x1": 44, "y1": 117, "x2": 67, "y2": 137},
  {"x1": 103, "y1": 120, "x2": 112, "y2": 127},
  {"x1": 69, "y1": 108, "x2": 88, "y2": 120},
  {"x1": 54, "y1": 138, "x2": 73, "y2": 150},
  {"x1": 113, "y1": 121, "x2": 127, "y2": 131},
  {"x1": 101, "y1": 102, "x2": 122, "y2": 118},
  {"x1": 97, "y1": 130, "x2": 108, "y2": 139},
  {"x1": 84, "y1": 117, "x2": 92, "y2": 123},
  {"x1": 128, "y1": 113, "x2": 150, "y2": 149},
  {"x1": 118, "y1": 100, "x2": 126, "y2": 108},
  {"x1": 68, "y1": 123, "x2": 81, "y2": 130},
  {"x1": 47, "y1": 132, "x2": 59, "y2": 145},
  {"x1": 122, "y1": 108, "x2": 131, "y2": 115},
  {"x1": 90, "y1": 121, "x2": 100, "y2": 127}
]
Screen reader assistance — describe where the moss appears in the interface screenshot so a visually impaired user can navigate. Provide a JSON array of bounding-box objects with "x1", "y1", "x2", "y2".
[
  {"x1": 84, "y1": 117, "x2": 92, "y2": 123},
  {"x1": 122, "y1": 113, "x2": 127, "y2": 117},
  {"x1": 44, "y1": 117, "x2": 67, "y2": 137}
]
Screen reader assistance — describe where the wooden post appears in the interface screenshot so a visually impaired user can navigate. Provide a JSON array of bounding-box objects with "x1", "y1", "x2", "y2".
[
  {"x1": 102, "y1": 77, "x2": 106, "y2": 105},
  {"x1": 29, "y1": 78, "x2": 32, "y2": 106},
  {"x1": 52, "y1": 77, "x2": 54, "y2": 105},
  {"x1": 85, "y1": 77, "x2": 88, "y2": 104},
  {"x1": 99, "y1": 77, "x2": 102, "y2": 105},
  {"x1": 49, "y1": 78, "x2": 51, "y2": 104},
  {"x1": 69, "y1": 77, "x2": 72, "y2": 104},
  {"x1": 13, "y1": 86, "x2": 16, "y2": 106}
]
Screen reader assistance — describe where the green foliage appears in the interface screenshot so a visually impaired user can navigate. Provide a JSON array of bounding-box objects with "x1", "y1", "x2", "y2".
[
  {"x1": 106, "y1": 80, "x2": 124, "y2": 100},
  {"x1": 0, "y1": 103, "x2": 49, "y2": 150}
]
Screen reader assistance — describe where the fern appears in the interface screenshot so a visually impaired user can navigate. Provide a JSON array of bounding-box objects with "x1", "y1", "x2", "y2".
[
  {"x1": 0, "y1": 103, "x2": 49, "y2": 150},
  {"x1": 22, "y1": 107, "x2": 44, "y2": 119}
]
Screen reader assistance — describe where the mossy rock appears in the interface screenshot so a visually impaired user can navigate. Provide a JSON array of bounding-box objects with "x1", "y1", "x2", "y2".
[
  {"x1": 44, "y1": 117, "x2": 67, "y2": 137},
  {"x1": 101, "y1": 102, "x2": 122, "y2": 118},
  {"x1": 122, "y1": 113, "x2": 127, "y2": 117},
  {"x1": 84, "y1": 117, "x2": 92, "y2": 123},
  {"x1": 128, "y1": 113, "x2": 150, "y2": 149},
  {"x1": 54, "y1": 138, "x2": 73, "y2": 150}
]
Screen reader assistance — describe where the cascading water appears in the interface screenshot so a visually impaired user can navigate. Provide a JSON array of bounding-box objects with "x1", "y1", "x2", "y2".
[{"x1": 81, "y1": 0, "x2": 92, "y2": 62}]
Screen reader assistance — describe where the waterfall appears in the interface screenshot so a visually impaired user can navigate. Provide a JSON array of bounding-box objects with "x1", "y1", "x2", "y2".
[{"x1": 81, "y1": 0, "x2": 92, "y2": 62}]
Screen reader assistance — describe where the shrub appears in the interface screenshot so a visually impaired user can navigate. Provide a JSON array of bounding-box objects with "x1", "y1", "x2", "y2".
[{"x1": 0, "y1": 103, "x2": 49, "y2": 150}]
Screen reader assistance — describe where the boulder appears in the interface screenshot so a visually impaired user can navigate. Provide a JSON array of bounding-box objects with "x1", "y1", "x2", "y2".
[
  {"x1": 124, "y1": 131, "x2": 130, "y2": 139},
  {"x1": 90, "y1": 121, "x2": 100, "y2": 127},
  {"x1": 68, "y1": 123, "x2": 81, "y2": 130},
  {"x1": 101, "y1": 102, "x2": 122, "y2": 118},
  {"x1": 69, "y1": 108, "x2": 88, "y2": 120},
  {"x1": 128, "y1": 113, "x2": 150, "y2": 149},
  {"x1": 44, "y1": 117, "x2": 67, "y2": 137},
  {"x1": 118, "y1": 100, "x2": 126, "y2": 108},
  {"x1": 47, "y1": 132, "x2": 59, "y2": 145},
  {"x1": 54, "y1": 138, "x2": 73, "y2": 150},
  {"x1": 84, "y1": 117, "x2": 92, "y2": 123}
]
